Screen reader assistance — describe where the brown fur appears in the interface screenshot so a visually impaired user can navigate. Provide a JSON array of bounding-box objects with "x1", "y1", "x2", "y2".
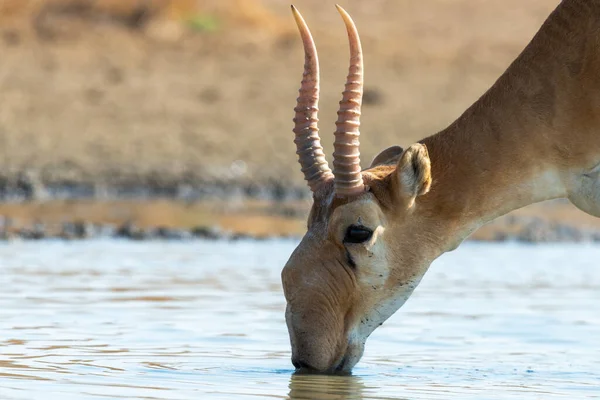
[{"x1": 281, "y1": 0, "x2": 600, "y2": 374}]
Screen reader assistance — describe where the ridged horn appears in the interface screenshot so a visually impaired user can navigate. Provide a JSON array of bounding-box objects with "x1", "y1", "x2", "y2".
[
  {"x1": 333, "y1": 4, "x2": 365, "y2": 196},
  {"x1": 291, "y1": 5, "x2": 333, "y2": 192}
]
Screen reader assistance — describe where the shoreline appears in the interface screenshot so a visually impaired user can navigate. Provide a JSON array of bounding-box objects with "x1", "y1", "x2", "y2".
[
  {"x1": 2, "y1": 197, "x2": 600, "y2": 243},
  {"x1": 2, "y1": 221, "x2": 600, "y2": 243}
]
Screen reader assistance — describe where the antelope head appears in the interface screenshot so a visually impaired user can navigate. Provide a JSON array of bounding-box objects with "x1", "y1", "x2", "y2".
[{"x1": 282, "y1": 5, "x2": 437, "y2": 374}]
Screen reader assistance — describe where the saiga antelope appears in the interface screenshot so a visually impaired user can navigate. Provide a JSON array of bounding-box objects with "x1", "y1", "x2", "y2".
[{"x1": 281, "y1": 0, "x2": 600, "y2": 374}]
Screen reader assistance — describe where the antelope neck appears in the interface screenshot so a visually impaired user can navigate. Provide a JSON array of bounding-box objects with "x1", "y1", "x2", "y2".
[{"x1": 418, "y1": 95, "x2": 566, "y2": 254}]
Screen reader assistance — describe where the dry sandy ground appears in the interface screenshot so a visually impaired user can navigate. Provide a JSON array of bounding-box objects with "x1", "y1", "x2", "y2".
[
  {"x1": 1, "y1": 0, "x2": 599, "y2": 235},
  {"x1": 0, "y1": 0, "x2": 560, "y2": 187}
]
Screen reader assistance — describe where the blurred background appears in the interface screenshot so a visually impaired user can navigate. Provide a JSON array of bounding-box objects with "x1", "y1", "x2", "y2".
[{"x1": 0, "y1": 0, "x2": 599, "y2": 240}]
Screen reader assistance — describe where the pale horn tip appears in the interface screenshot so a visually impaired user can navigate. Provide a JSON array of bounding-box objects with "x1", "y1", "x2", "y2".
[
  {"x1": 291, "y1": 5, "x2": 301, "y2": 20},
  {"x1": 291, "y1": 5, "x2": 307, "y2": 30},
  {"x1": 335, "y1": 4, "x2": 347, "y2": 16},
  {"x1": 335, "y1": 4, "x2": 355, "y2": 30}
]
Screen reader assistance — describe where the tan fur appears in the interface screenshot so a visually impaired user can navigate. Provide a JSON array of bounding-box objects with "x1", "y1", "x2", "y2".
[{"x1": 281, "y1": 0, "x2": 600, "y2": 373}]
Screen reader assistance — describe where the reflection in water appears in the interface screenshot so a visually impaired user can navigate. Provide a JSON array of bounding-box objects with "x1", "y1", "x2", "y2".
[
  {"x1": 288, "y1": 374, "x2": 365, "y2": 400},
  {"x1": 0, "y1": 241, "x2": 599, "y2": 399}
]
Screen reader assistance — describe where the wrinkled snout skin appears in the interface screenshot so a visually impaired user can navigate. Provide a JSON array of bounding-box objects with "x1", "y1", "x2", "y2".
[{"x1": 282, "y1": 233, "x2": 358, "y2": 373}]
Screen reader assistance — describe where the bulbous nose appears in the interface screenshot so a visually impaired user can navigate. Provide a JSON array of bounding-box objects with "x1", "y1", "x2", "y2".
[{"x1": 287, "y1": 322, "x2": 345, "y2": 373}]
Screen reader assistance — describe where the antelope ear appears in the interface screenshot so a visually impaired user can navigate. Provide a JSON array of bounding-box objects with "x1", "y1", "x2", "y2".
[
  {"x1": 394, "y1": 143, "x2": 431, "y2": 207},
  {"x1": 369, "y1": 145, "x2": 404, "y2": 168}
]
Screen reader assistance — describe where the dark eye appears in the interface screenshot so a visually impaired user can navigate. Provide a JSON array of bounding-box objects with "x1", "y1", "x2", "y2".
[{"x1": 343, "y1": 225, "x2": 373, "y2": 244}]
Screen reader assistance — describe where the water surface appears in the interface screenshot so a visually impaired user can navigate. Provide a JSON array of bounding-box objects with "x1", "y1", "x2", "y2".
[{"x1": 0, "y1": 240, "x2": 599, "y2": 399}]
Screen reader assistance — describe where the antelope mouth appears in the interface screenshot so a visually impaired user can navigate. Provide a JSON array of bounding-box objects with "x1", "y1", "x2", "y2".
[
  {"x1": 292, "y1": 344, "x2": 357, "y2": 375},
  {"x1": 292, "y1": 354, "x2": 352, "y2": 376}
]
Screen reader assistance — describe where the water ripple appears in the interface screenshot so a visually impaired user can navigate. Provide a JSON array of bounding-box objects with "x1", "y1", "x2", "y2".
[{"x1": 0, "y1": 241, "x2": 599, "y2": 399}]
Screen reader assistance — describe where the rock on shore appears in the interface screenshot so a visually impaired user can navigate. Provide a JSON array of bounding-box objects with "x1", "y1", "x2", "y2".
[{"x1": 1, "y1": 214, "x2": 599, "y2": 243}]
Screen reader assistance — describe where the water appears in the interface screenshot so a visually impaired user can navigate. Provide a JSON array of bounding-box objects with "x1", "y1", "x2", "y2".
[{"x1": 0, "y1": 240, "x2": 598, "y2": 399}]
